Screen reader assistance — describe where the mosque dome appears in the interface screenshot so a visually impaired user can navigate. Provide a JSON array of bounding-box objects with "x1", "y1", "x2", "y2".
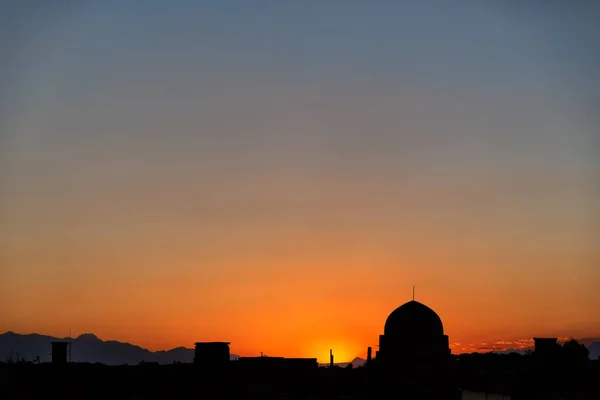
[{"x1": 384, "y1": 300, "x2": 444, "y2": 337}]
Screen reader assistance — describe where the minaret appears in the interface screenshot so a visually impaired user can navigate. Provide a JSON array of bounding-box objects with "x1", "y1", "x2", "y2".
[{"x1": 330, "y1": 349, "x2": 334, "y2": 367}]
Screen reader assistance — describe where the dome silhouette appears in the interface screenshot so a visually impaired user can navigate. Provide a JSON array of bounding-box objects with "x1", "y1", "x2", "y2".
[{"x1": 384, "y1": 300, "x2": 444, "y2": 337}]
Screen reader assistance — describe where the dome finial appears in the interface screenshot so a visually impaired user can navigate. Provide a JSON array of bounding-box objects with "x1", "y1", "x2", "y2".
[{"x1": 412, "y1": 285, "x2": 415, "y2": 301}]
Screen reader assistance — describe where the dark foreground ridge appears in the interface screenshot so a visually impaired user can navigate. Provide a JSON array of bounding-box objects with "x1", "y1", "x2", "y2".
[{"x1": 2, "y1": 301, "x2": 599, "y2": 399}]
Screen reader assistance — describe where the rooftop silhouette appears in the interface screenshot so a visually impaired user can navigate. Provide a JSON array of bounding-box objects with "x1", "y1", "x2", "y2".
[{"x1": 3, "y1": 298, "x2": 599, "y2": 399}]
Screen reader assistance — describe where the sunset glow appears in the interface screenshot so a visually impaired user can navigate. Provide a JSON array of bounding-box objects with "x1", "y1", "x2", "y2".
[{"x1": 1, "y1": 2, "x2": 598, "y2": 363}]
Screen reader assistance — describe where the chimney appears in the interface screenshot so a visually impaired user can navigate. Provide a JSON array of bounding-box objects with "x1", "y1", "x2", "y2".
[
  {"x1": 51, "y1": 342, "x2": 68, "y2": 364},
  {"x1": 367, "y1": 347, "x2": 372, "y2": 363},
  {"x1": 330, "y1": 349, "x2": 334, "y2": 367}
]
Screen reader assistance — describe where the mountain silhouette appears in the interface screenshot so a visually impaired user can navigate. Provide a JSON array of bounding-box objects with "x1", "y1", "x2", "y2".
[
  {"x1": 349, "y1": 356, "x2": 367, "y2": 368},
  {"x1": 586, "y1": 341, "x2": 600, "y2": 360},
  {"x1": 0, "y1": 331, "x2": 239, "y2": 365},
  {"x1": 318, "y1": 357, "x2": 366, "y2": 368}
]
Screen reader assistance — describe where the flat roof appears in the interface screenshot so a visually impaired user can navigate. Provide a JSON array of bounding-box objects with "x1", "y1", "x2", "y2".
[{"x1": 194, "y1": 342, "x2": 230, "y2": 345}]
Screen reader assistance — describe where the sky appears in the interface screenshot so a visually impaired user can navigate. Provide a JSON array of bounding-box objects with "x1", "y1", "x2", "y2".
[{"x1": 1, "y1": 1, "x2": 599, "y2": 362}]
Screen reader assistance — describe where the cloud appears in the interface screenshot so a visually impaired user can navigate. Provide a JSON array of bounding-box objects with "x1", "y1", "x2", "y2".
[
  {"x1": 457, "y1": 336, "x2": 600, "y2": 354},
  {"x1": 477, "y1": 340, "x2": 532, "y2": 353}
]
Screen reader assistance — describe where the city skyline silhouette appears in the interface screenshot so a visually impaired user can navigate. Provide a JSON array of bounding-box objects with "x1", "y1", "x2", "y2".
[
  {"x1": 2, "y1": 298, "x2": 598, "y2": 399},
  {"x1": 2, "y1": 3, "x2": 599, "y2": 398},
  {"x1": 2, "y1": 294, "x2": 599, "y2": 364}
]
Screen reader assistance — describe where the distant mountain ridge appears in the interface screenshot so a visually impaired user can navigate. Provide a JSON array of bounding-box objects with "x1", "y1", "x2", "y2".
[
  {"x1": 0, "y1": 331, "x2": 239, "y2": 365},
  {"x1": 318, "y1": 357, "x2": 367, "y2": 368},
  {"x1": 584, "y1": 341, "x2": 600, "y2": 360}
]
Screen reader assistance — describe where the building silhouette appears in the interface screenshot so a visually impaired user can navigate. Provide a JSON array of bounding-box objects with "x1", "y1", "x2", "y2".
[
  {"x1": 534, "y1": 337, "x2": 559, "y2": 354},
  {"x1": 376, "y1": 300, "x2": 450, "y2": 367},
  {"x1": 7, "y1": 297, "x2": 599, "y2": 398},
  {"x1": 193, "y1": 342, "x2": 230, "y2": 365},
  {"x1": 533, "y1": 337, "x2": 559, "y2": 367},
  {"x1": 372, "y1": 300, "x2": 459, "y2": 399},
  {"x1": 51, "y1": 342, "x2": 68, "y2": 364}
]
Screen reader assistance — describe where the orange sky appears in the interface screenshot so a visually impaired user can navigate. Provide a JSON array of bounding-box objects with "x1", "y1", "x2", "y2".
[
  {"x1": 2, "y1": 241, "x2": 598, "y2": 362},
  {"x1": 1, "y1": 154, "x2": 599, "y2": 362}
]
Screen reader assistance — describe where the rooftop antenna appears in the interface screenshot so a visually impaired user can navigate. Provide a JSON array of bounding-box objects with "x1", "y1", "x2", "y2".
[
  {"x1": 330, "y1": 349, "x2": 334, "y2": 368},
  {"x1": 412, "y1": 285, "x2": 415, "y2": 301}
]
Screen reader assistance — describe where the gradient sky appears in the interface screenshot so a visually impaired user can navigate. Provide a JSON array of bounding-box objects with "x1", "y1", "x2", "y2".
[{"x1": 1, "y1": 1, "x2": 599, "y2": 362}]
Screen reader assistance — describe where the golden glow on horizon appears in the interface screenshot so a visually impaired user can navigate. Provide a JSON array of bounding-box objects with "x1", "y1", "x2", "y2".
[
  {"x1": 2, "y1": 258, "x2": 598, "y2": 362},
  {"x1": 1, "y1": 218, "x2": 599, "y2": 360}
]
